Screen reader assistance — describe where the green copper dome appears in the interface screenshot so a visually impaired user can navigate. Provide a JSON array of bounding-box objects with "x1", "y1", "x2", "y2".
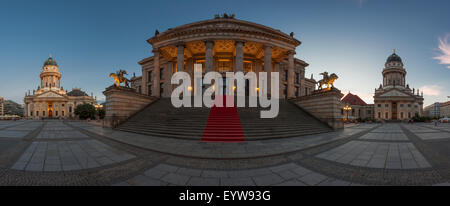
[
  {"x1": 387, "y1": 52, "x2": 402, "y2": 63},
  {"x1": 43, "y1": 56, "x2": 58, "y2": 66}
]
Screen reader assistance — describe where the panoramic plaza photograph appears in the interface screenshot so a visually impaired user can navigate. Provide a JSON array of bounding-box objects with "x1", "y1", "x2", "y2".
[{"x1": 1, "y1": 0, "x2": 450, "y2": 195}]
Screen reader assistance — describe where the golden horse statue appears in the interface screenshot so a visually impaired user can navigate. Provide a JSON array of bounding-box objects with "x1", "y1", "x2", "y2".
[
  {"x1": 317, "y1": 72, "x2": 338, "y2": 90},
  {"x1": 109, "y1": 70, "x2": 130, "y2": 87}
]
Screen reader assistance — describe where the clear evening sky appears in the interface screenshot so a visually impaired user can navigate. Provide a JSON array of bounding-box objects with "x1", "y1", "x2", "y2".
[{"x1": 1, "y1": 0, "x2": 449, "y2": 106}]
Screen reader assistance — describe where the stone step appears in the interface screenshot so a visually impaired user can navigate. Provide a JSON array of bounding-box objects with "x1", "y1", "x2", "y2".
[{"x1": 116, "y1": 98, "x2": 332, "y2": 139}]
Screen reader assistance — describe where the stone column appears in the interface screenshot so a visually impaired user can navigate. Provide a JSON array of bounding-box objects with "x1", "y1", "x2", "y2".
[
  {"x1": 152, "y1": 48, "x2": 160, "y2": 98},
  {"x1": 264, "y1": 45, "x2": 272, "y2": 94},
  {"x1": 235, "y1": 40, "x2": 244, "y2": 72},
  {"x1": 287, "y1": 50, "x2": 295, "y2": 98},
  {"x1": 205, "y1": 40, "x2": 214, "y2": 72},
  {"x1": 177, "y1": 43, "x2": 185, "y2": 72}
]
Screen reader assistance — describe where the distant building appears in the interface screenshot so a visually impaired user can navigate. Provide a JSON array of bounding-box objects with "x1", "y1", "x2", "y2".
[
  {"x1": 341, "y1": 92, "x2": 374, "y2": 120},
  {"x1": 441, "y1": 101, "x2": 450, "y2": 118},
  {"x1": 423, "y1": 102, "x2": 440, "y2": 118},
  {"x1": 24, "y1": 55, "x2": 96, "y2": 119},
  {"x1": 0, "y1": 97, "x2": 4, "y2": 116},
  {"x1": 373, "y1": 51, "x2": 424, "y2": 120},
  {"x1": 424, "y1": 101, "x2": 450, "y2": 118}
]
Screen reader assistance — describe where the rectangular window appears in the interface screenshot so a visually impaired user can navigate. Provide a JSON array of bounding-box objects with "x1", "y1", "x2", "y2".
[
  {"x1": 408, "y1": 112, "x2": 411, "y2": 118},
  {"x1": 69, "y1": 107, "x2": 72, "y2": 113},
  {"x1": 160, "y1": 83, "x2": 164, "y2": 95},
  {"x1": 400, "y1": 104, "x2": 404, "y2": 107},
  {"x1": 378, "y1": 112, "x2": 381, "y2": 118},
  {"x1": 385, "y1": 104, "x2": 389, "y2": 108},
  {"x1": 36, "y1": 111, "x2": 39, "y2": 116},
  {"x1": 148, "y1": 71, "x2": 153, "y2": 82},
  {"x1": 400, "y1": 112, "x2": 403, "y2": 119},
  {"x1": 385, "y1": 112, "x2": 388, "y2": 119},
  {"x1": 160, "y1": 68, "x2": 164, "y2": 80},
  {"x1": 295, "y1": 73, "x2": 299, "y2": 84},
  {"x1": 30, "y1": 111, "x2": 33, "y2": 116},
  {"x1": 295, "y1": 87, "x2": 299, "y2": 97},
  {"x1": 377, "y1": 104, "x2": 381, "y2": 107},
  {"x1": 43, "y1": 111, "x2": 46, "y2": 116},
  {"x1": 56, "y1": 111, "x2": 58, "y2": 116},
  {"x1": 148, "y1": 85, "x2": 152, "y2": 96},
  {"x1": 408, "y1": 104, "x2": 411, "y2": 107},
  {"x1": 62, "y1": 111, "x2": 64, "y2": 116},
  {"x1": 283, "y1": 70, "x2": 287, "y2": 81}
]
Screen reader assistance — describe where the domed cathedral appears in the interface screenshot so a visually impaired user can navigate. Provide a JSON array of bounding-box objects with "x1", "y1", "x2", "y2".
[
  {"x1": 23, "y1": 55, "x2": 97, "y2": 119},
  {"x1": 131, "y1": 16, "x2": 316, "y2": 98},
  {"x1": 374, "y1": 51, "x2": 424, "y2": 121}
]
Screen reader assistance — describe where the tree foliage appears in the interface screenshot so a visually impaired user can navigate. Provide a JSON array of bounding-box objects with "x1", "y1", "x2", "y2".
[{"x1": 74, "y1": 103, "x2": 96, "y2": 120}]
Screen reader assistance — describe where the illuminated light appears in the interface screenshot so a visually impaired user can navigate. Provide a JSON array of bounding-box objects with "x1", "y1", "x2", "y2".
[
  {"x1": 256, "y1": 87, "x2": 259, "y2": 91},
  {"x1": 233, "y1": 86, "x2": 236, "y2": 91},
  {"x1": 188, "y1": 86, "x2": 193, "y2": 91},
  {"x1": 212, "y1": 85, "x2": 215, "y2": 91}
]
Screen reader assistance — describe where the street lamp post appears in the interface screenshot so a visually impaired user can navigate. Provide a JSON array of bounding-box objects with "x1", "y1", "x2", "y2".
[{"x1": 343, "y1": 105, "x2": 352, "y2": 123}]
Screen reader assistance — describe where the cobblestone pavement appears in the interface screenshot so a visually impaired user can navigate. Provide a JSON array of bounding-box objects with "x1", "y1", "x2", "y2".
[{"x1": 0, "y1": 120, "x2": 450, "y2": 186}]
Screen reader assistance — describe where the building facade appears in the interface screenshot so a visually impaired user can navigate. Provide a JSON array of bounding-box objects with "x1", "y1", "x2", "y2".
[
  {"x1": 424, "y1": 101, "x2": 450, "y2": 118},
  {"x1": 423, "y1": 102, "x2": 441, "y2": 118},
  {"x1": 131, "y1": 16, "x2": 316, "y2": 98},
  {"x1": 24, "y1": 55, "x2": 96, "y2": 119},
  {"x1": 341, "y1": 92, "x2": 374, "y2": 120},
  {"x1": 441, "y1": 101, "x2": 450, "y2": 118},
  {"x1": 0, "y1": 97, "x2": 4, "y2": 116},
  {"x1": 373, "y1": 52, "x2": 424, "y2": 120}
]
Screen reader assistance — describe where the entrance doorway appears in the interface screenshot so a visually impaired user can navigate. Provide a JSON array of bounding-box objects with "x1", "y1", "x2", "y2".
[
  {"x1": 391, "y1": 102, "x2": 397, "y2": 120},
  {"x1": 48, "y1": 102, "x2": 53, "y2": 118}
]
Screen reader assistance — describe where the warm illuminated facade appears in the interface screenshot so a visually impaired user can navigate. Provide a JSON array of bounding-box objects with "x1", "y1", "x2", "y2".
[
  {"x1": 373, "y1": 52, "x2": 424, "y2": 120},
  {"x1": 131, "y1": 16, "x2": 316, "y2": 98},
  {"x1": 24, "y1": 55, "x2": 96, "y2": 119},
  {"x1": 341, "y1": 92, "x2": 374, "y2": 120}
]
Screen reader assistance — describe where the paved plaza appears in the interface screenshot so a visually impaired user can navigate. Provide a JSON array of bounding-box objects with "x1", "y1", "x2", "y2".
[{"x1": 0, "y1": 120, "x2": 450, "y2": 185}]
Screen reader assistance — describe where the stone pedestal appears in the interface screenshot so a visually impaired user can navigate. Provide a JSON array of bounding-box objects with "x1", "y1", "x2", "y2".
[
  {"x1": 292, "y1": 88, "x2": 344, "y2": 129},
  {"x1": 102, "y1": 86, "x2": 157, "y2": 128}
]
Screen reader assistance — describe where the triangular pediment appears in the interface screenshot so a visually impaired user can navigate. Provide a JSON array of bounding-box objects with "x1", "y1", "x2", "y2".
[
  {"x1": 379, "y1": 89, "x2": 411, "y2": 97},
  {"x1": 36, "y1": 91, "x2": 65, "y2": 98}
]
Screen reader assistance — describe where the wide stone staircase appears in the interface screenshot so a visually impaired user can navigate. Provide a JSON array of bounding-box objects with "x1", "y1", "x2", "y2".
[{"x1": 115, "y1": 97, "x2": 333, "y2": 141}]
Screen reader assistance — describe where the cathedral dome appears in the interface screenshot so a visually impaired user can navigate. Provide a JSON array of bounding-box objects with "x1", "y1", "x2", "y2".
[
  {"x1": 43, "y1": 56, "x2": 58, "y2": 66},
  {"x1": 386, "y1": 52, "x2": 402, "y2": 63},
  {"x1": 67, "y1": 88, "x2": 88, "y2": 96}
]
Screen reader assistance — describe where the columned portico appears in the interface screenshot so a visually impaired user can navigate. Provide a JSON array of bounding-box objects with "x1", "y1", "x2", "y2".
[
  {"x1": 287, "y1": 51, "x2": 295, "y2": 98},
  {"x1": 136, "y1": 17, "x2": 315, "y2": 99},
  {"x1": 177, "y1": 43, "x2": 185, "y2": 72},
  {"x1": 264, "y1": 45, "x2": 272, "y2": 94},
  {"x1": 205, "y1": 40, "x2": 214, "y2": 72},
  {"x1": 152, "y1": 48, "x2": 161, "y2": 97},
  {"x1": 235, "y1": 40, "x2": 244, "y2": 72}
]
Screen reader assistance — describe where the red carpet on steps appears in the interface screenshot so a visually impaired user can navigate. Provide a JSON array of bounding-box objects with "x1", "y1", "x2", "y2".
[{"x1": 202, "y1": 95, "x2": 245, "y2": 142}]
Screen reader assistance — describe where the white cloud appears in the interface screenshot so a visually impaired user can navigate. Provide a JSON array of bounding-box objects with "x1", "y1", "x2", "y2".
[
  {"x1": 419, "y1": 85, "x2": 441, "y2": 96},
  {"x1": 434, "y1": 34, "x2": 450, "y2": 69}
]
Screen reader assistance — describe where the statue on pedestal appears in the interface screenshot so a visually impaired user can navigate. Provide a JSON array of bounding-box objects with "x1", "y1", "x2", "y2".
[
  {"x1": 317, "y1": 71, "x2": 339, "y2": 90},
  {"x1": 109, "y1": 70, "x2": 130, "y2": 88}
]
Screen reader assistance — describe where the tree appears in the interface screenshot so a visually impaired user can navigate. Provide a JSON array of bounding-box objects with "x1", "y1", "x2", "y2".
[{"x1": 74, "y1": 103, "x2": 96, "y2": 120}]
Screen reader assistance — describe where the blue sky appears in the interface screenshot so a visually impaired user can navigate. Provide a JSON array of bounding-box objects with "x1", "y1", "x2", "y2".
[{"x1": 0, "y1": 0, "x2": 449, "y2": 106}]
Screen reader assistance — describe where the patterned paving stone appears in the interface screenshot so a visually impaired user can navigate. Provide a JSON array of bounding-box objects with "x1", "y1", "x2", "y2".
[
  {"x1": 11, "y1": 140, "x2": 135, "y2": 172},
  {"x1": 359, "y1": 132, "x2": 409, "y2": 141},
  {"x1": 118, "y1": 162, "x2": 340, "y2": 186},
  {"x1": 316, "y1": 141, "x2": 431, "y2": 169}
]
